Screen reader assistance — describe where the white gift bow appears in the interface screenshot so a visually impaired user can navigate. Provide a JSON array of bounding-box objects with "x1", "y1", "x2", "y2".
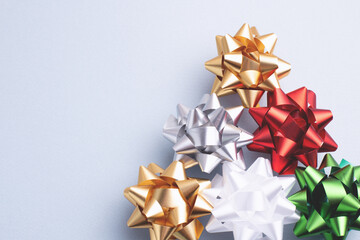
[{"x1": 204, "y1": 157, "x2": 299, "y2": 240}]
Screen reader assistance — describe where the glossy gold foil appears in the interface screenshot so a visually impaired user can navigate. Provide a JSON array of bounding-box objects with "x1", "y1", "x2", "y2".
[
  {"x1": 205, "y1": 23, "x2": 291, "y2": 108},
  {"x1": 124, "y1": 161, "x2": 212, "y2": 240}
]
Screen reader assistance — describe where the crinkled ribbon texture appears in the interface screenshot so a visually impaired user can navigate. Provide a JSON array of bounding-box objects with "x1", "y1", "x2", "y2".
[
  {"x1": 289, "y1": 154, "x2": 360, "y2": 240},
  {"x1": 124, "y1": 161, "x2": 213, "y2": 240},
  {"x1": 205, "y1": 23, "x2": 291, "y2": 108},
  {"x1": 204, "y1": 157, "x2": 299, "y2": 240},
  {"x1": 248, "y1": 87, "x2": 338, "y2": 175},
  {"x1": 163, "y1": 93, "x2": 253, "y2": 173}
]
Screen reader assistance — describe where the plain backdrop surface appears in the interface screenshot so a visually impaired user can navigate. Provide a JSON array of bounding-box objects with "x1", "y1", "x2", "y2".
[{"x1": 0, "y1": 0, "x2": 360, "y2": 239}]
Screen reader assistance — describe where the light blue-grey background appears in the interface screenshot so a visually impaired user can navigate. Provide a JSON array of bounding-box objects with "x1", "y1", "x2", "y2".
[{"x1": 0, "y1": 0, "x2": 359, "y2": 239}]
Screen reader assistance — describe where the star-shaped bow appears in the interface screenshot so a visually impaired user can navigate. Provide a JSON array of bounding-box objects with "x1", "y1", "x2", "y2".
[
  {"x1": 205, "y1": 157, "x2": 299, "y2": 240},
  {"x1": 289, "y1": 154, "x2": 360, "y2": 239},
  {"x1": 247, "y1": 87, "x2": 337, "y2": 175},
  {"x1": 124, "y1": 161, "x2": 213, "y2": 240},
  {"x1": 205, "y1": 23, "x2": 291, "y2": 108},
  {"x1": 163, "y1": 94, "x2": 253, "y2": 173}
]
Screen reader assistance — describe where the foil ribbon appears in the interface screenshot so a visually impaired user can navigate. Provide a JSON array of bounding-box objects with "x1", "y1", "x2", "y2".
[
  {"x1": 289, "y1": 154, "x2": 360, "y2": 239},
  {"x1": 204, "y1": 157, "x2": 299, "y2": 240},
  {"x1": 163, "y1": 93, "x2": 253, "y2": 173},
  {"x1": 205, "y1": 23, "x2": 291, "y2": 108},
  {"x1": 247, "y1": 87, "x2": 338, "y2": 175},
  {"x1": 124, "y1": 161, "x2": 213, "y2": 240}
]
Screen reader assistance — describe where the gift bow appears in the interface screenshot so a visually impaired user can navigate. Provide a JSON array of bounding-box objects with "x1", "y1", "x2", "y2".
[
  {"x1": 204, "y1": 157, "x2": 299, "y2": 240},
  {"x1": 289, "y1": 154, "x2": 360, "y2": 239},
  {"x1": 163, "y1": 93, "x2": 253, "y2": 173},
  {"x1": 205, "y1": 23, "x2": 291, "y2": 108},
  {"x1": 124, "y1": 161, "x2": 212, "y2": 240},
  {"x1": 247, "y1": 87, "x2": 337, "y2": 175}
]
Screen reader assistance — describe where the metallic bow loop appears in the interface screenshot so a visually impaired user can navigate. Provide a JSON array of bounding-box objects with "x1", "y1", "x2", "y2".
[
  {"x1": 124, "y1": 161, "x2": 213, "y2": 240},
  {"x1": 204, "y1": 157, "x2": 299, "y2": 240},
  {"x1": 289, "y1": 154, "x2": 360, "y2": 240},
  {"x1": 205, "y1": 23, "x2": 291, "y2": 108},
  {"x1": 247, "y1": 87, "x2": 338, "y2": 175},
  {"x1": 163, "y1": 93, "x2": 253, "y2": 173}
]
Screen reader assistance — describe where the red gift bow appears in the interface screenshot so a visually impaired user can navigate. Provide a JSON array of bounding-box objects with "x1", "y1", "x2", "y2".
[{"x1": 247, "y1": 87, "x2": 338, "y2": 175}]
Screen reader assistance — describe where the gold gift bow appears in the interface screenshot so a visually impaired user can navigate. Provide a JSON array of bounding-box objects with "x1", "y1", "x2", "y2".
[
  {"x1": 124, "y1": 161, "x2": 212, "y2": 240},
  {"x1": 205, "y1": 23, "x2": 291, "y2": 108}
]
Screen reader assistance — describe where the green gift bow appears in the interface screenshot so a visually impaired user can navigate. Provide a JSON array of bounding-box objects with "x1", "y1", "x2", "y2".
[{"x1": 289, "y1": 154, "x2": 360, "y2": 239}]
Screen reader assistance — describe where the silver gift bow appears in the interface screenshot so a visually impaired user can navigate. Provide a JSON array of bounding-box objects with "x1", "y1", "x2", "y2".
[{"x1": 163, "y1": 93, "x2": 253, "y2": 173}]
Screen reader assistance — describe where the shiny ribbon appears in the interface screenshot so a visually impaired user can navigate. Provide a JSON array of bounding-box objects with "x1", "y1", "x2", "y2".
[
  {"x1": 163, "y1": 93, "x2": 253, "y2": 173},
  {"x1": 124, "y1": 161, "x2": 213, "y2": 240},
  {"x1": 289, "y1": 154, "x2": 360, "y2": 239},
  {"x1": 247, "y1": 87, "x2": 338, "y2": 175},
  {"x1": 204, "y1": 157, "x2": 299, "y2": 240},
  {"x1": 205, "y1": 23, "x2": 291, "y2": 108}
]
